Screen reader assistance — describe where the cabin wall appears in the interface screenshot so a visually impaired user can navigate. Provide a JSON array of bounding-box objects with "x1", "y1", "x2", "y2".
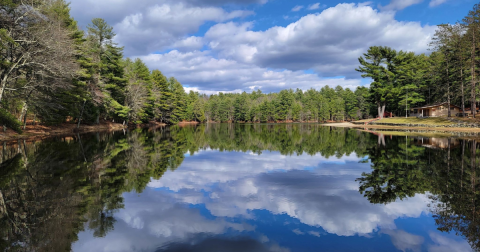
[
  {"x1": 432, "y1": 106, "x2": 460, "y2": 116},
  {"x1": 410, "y1": 106, "x2": 460, "y2": 117}
]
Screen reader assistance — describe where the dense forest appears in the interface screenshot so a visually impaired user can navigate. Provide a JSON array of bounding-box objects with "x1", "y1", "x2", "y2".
[
  {"x1": 357, "y1": 2, "x2": 480, "y2": 119},
  {"x1": 0, "y1": 125, "x2": 478, "y2": 250},
  {"x1": 3, "y1": 0, "x2": 480, "y2": 132}
]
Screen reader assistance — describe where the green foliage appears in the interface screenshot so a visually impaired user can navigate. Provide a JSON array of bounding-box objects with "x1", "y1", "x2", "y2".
[
  {"x1": 124, "y1": 58, "x2": 151, "y2": 123},
  {"x1": 169, "y1": 78, "x2": 187, "y2": 123},
  {"x1": 87, "y1": 18, "x2": 115, "y2": 45},
  {"x1": 0, "y1": 122, "x2": 479, "y2": 250},
  {"x1": 150, "y1": 70, "x2": 173, "y2": 122},
  {"x1": 234, "y1": 92, "x2": 249, "y2": 121},
  {"x1": 356, "y1": 46, "x2": 397, "y2": 117},
  {"x1": 198, "y1": 86, "x2": 369, "y2": 123},
  {"x1": 0, "y1": 108, "x2": 22, "y2": 133},
  {"x1": 6, "y1": 0, "x2": 480, "y2": 129},
  {"x1": 0, "y1": 154, "x2": 23, "y2": 188}
]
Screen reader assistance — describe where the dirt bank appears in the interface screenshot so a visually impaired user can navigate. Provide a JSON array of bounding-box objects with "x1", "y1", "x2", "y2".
[{"x1": 177, "y1": 121, "x2": 200, "y2": 125}]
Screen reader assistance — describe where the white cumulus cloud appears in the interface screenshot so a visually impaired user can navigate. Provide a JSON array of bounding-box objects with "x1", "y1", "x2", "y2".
[{"x1": 70, "y1": 1, "x2": 436, "y2": 94}]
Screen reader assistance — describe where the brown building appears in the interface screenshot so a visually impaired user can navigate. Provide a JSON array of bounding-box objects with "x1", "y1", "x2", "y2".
[{"x1": 409, "y1": 102, "x2": 461, "y2": 117}]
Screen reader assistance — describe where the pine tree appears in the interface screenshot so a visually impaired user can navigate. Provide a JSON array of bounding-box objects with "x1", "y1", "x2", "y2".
[
  {"x1": 151, "y1": 70, "x2": 172, "y2": 123},
  {"x1": 356, "y1": 46, "x2": 397, "y2": 118},
  {"x1": 169, "y1": 78, "x2": 186, "y2": 123},
  {"x1": 234, "y1": 92, "x2": 249, "y2": 122}
]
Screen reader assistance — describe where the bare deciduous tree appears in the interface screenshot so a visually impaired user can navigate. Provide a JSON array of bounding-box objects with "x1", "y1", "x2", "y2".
[{"x1": 0, "y1": 0, "x2": 78, "y2": 122}]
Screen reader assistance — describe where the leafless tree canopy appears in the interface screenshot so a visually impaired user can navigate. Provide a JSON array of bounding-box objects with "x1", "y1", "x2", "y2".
[{"x1": 1, "y1": 0, "x2": 79, "y2": 123}]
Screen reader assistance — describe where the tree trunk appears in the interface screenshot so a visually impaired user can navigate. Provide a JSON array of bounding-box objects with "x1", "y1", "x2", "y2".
[
  {"x1": 0, "y1": 78, "x2": 7, "y2": 104},
  {"x1": 471, "y1": 140, "x2": 476, "y2": 191},
  {"x1": 472, "y1": 28, "x2": 476, "y2": 118},
  {"x1": 379, "y1": 104, "x2": 386, "y2": 119},
  {"x1": 446, "y1": 59, "x2": 451, "y2": 117},
  {"x1": 447, "y1": 138, "x2": 451, "y2": 191},
  {"x1": 462, "y1": 139, "x2": 465, "y2": 189},
  {"x1": 78, "y1": 100, "x2": 86, "y2": 129},
  {"x1": 23, "y1": 109, "x2": 28, "y2": 130},
  {"x1": 461, "y1": 66, "x2": 466, "y2": 116},
  {"x1": 18, "y1": 102, "x2": 27, "y2": 123},
  {"x1": 405, "y1": 89, "x2": 408, "y2": 118}
]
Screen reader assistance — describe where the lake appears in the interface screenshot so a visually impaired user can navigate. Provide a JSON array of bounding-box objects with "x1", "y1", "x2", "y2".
[{"x1": 0, "y1": 124, "x2": 478, "y2": 252}]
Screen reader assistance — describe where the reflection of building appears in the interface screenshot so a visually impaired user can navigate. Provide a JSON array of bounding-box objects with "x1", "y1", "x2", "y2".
[
  {"x1": 413, "y1": 137, "x2": 460, "y2": 149},
  {"x1": 410, "y1": 102, "x2": 461, "y2": 117}
]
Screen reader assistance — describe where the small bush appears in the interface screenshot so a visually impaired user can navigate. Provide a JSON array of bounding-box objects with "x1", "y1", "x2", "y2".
[{"x1": 0, "y1": 108, "x2": 23, "y2": 133}]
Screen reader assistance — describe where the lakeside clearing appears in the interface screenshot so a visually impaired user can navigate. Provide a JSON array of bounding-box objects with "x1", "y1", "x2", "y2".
[
  {"x1": 353, "y1": 117, "x2": 457, "y2": 126},
  {"x1": 324, "y1": 117, "x2": 480, "y2": 136}
]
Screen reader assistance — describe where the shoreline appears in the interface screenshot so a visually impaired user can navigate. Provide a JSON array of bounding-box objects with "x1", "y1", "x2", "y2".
[
  {"x1": 0, "y1": 121, "x2": 167, "y2": 144},
  {"x1": 322, "y1": 122, "x2": 480, "y2": 134},
  {"x1": 2, "y1": 121, "x2": 479, "y2": 144}
]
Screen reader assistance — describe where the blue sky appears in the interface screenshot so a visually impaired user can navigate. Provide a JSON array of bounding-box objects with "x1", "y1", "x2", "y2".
[
  {"x1": 68, "y1": 0, "x2": 475, "y2": 94},
  {"x1": 235, "y1": 0, "x2": 473, "y2": 30}
]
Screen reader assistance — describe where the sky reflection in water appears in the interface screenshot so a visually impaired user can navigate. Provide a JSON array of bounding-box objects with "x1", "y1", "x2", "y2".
[{"x1": 70, "y1": 128, "x2": 473, "y2": 252}]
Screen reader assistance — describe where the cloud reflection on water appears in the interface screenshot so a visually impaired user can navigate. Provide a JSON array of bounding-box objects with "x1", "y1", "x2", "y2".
[
  {"x1": 149, "y1": 150, "x2": 429, "y2": 236},
  {"x1": 73, "y1": 149, "x2": 471, "y2": 252}
]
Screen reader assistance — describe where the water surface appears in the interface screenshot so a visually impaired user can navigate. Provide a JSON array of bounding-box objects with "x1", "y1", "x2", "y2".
[{"x1": 0, "y1": 124, "x2": 478, "y2": 251}]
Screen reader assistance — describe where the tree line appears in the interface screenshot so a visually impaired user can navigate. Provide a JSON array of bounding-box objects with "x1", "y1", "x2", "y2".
[
  {"x1": 357, "y1": 2, "x2": 480, "y2": 118},
  {"x1": 1, "y1": 0, "x2": 192, "y2": 131},
  {"x1": 0, "y1": 0, "x2": 373, "y2": 134},
  {"x1": 4, "y1": 0, "x2": 480, "y2": 132}
]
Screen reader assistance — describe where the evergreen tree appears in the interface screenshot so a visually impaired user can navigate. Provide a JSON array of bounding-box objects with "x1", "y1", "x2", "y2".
[
  {"x1": 234, "y1": 92, "x2": 249, "y2": 122},
  {"x1": 169, "y1": 78, "x2": 187, "y2": 123},
  {"x1": 151, "y1": 70, "x2": 172, "y2": 123},
  {"x1": 356, "y1": 46, "x2": 397, "y2": 118}
]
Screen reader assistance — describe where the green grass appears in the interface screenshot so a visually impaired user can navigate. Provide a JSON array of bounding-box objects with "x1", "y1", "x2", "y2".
[
  {"x1": 361, "y1": 130, "x2": 457, "y2": 138},
  {"x1": 375, "y1": 117, "x2": 455, "y2": 126},
  {"x1": 355, "y1": 119, "x2": 375, "y2": 123}
]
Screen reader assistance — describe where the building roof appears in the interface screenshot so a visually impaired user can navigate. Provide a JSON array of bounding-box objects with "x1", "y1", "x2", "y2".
[{"x1": 411, "y1": 102, "x2": 461, "y2": 110}]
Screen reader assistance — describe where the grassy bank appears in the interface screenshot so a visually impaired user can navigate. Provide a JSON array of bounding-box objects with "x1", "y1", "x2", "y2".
[
  {"x1": 325, "y1": 117, "x2": 480, "y2": 136},
  {"x1": 375, "y1": 117, "x2": 456, "y2": 126}
]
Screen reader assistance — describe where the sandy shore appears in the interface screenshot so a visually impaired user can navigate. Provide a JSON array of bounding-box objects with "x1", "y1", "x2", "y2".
[{"x1": 322, "y1": 122, "x2": 357, "y2": 127}]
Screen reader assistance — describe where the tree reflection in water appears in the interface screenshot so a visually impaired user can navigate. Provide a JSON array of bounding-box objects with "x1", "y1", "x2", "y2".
[
  {"x1": 0, "y1": 124, "x2": 477, "y2": 251},
  {"x1": 357, "y1": 133, "x2": 480, "y2": 250}
]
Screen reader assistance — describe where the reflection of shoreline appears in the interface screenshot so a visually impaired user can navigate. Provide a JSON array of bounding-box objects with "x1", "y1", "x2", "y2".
[
  {"x1": 359, "y1": 135, "x2": 479, "y2": 251},
  {"x1": 0, "y1": 122, "x2": 166, "y2": 144},
  {"x1": 1, "y1": 124, "x2": 477, "y2": 252},
  {"x1": 324, "y1": 122, "x2": 480, "y2": 136},
  {"x1": 412, "y1": 137, "x2": 461, "y2": 149}
]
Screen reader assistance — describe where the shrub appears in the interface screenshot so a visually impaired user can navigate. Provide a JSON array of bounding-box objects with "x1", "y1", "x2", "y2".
[{"x1": 0, "y1": 108, "x2": 23, "y2": 133}]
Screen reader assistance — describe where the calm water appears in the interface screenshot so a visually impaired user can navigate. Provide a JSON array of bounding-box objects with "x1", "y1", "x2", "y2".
[{"x1": 0, "y1": 124, "x2": 478, "y2": 252}]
